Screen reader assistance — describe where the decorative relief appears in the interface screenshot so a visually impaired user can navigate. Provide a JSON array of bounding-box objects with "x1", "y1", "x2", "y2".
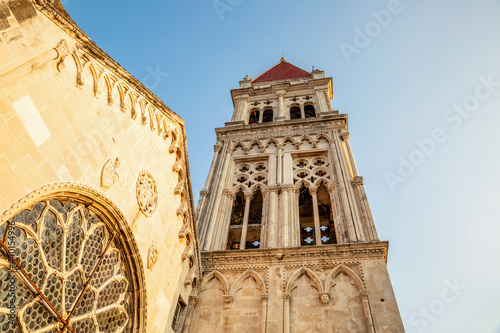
[
  {"x1": 319, "y1": 292, "x2": 331, "y2": 304},
  {"x1": 54, "y1": 39, "x2": 69, "y2": 72},
  {"x1": 136, "y1": 171, "x2": 158, "y2": 217},
  {"x1": 233, "y1": 161, "x2": 268, "y2": 194},
  {"x1": 352, "y1": 176, "x2": 364, "y2": 187},
  {"x1": 223, "y1": 295, "x2": 233, "y2": 309},
  {"x1": 147, "y1": 243, "x2": 159, "y2": 269},
  {"x1": 100, "y1": 157, "x2": 121, "y2": 190},
  {"x1": 292, "y1": 155, "x2": 332, "y2": 188}
]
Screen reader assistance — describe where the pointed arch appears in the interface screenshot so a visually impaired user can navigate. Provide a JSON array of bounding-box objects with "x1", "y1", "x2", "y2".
[
  {"x1": 280, "y1": 136, "x2": 298, "y2": 150},
  {"x1": 263, "y1": 138, "x2": 279, "y2": 150},
  {"x1": 298, "y1": 135, "x2": 313, "y2": 145},
  {"x1": 230, "y1": 270, "x2": 266, "y2": 296},
  {"x1": 294, "y1": 179, "x2": 311, "y2": 191},
  {"x1": 201, "y1": 271, "x2": 230, "y2": 295},
  {"x1": 285, "y1": 267, "x2": 323, "y2": 294},
  {"x1": 247, "y1": 140, "x2": 264, "y2": 153},
  {"x1": 314, "y1": 133, "x2": 331, "y2": 145},
  {"x1": 230, "y1": 142, "x2": 245, "y2": 153},
  {"x1": 324, "y1": 265, "x2": 364, "y2": 291}
]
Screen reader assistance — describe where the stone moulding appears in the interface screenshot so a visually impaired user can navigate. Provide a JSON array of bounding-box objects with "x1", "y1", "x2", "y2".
[{"x1": 0, "y1": 181, "x2": 148, "y2": 333}]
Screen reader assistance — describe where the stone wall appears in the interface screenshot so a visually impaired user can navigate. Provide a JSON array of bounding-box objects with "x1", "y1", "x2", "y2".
[
  {"x1": 188, "y1": 243, "x2": 405, "y2": 333},
  {"x1": 0, "y1": 1, "x2": 199, "y2": 332}
]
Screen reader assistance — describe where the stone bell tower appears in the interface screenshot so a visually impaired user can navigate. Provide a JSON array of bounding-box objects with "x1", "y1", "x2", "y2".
[{"x1": 187, "y1": 58, "x2": 405, "y2": 333}]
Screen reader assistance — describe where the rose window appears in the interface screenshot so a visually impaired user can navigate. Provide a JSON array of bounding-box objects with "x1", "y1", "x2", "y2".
[{"x1": 0, "y1": 199, "x2": 131, "y2": 333}]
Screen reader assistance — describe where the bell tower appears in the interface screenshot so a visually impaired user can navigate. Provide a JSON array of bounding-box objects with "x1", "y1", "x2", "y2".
[{"x1": 189, "y1": 58, "x2": 404, "y2": 333}]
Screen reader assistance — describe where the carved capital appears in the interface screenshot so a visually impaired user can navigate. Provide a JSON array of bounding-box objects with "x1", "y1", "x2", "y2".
[
  {"x1": 340, "y1": 132, "x2": 350, "y2": 141},
  {"x1": 260, "y1": 294, "x2": 269, "y2": 302},
  {"x1": 309, "y1": 187, "x2": 318, "y2": 195},
  {"x1": 282, "y1": 184, "x2": 294, "y2": 192},
  {"x1": 223, "y1": 295, "x2": 233, "y2": 309},
  {"x1": 283, "y1": 293, "x2": 292, "y2": 302},
  {"x1": 269, "y1": 185, "x2": 280, "y2": 194},
  {"x1": 359, "y1": 289, "x2": 369, "y2": 300},
  {"x1": 189, "y1": 295, "x2": 199, "y2": 308},
  {"x1": 327, "y1": 181, "x2": 339, "y2": 192},
  {"x1": 276, "y1": 90, "x2": 286, "y2": 98},
  {"x1": 214, "y1": 143, "x2": 223, "y2": 153},
  {"x1": 244, "y1": 191, "x2": 254, "y2": 201},
  {"x1": 319, "y1": 292, "x2": 330, "y2": 305},
  {"x1": 352, "y1": 176, "x2": 364, "y2": 187},
  {"x1": 200, "y1": 189, "x2": 210, "y2": 198}
]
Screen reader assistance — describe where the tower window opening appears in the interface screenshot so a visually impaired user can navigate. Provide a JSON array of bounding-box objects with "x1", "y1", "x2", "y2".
[
  {"x1": 230, "y1": 192, "x2": 245, "y2": 226},
  {"x1": 249, "y1": 110, "x2": 260, "y2": 124},
  {"x1": 304, "y1": 104, "x2": 316, "y2": 118},
  {"x1": 298, "y1": 186, "x2": 315, "y2": 246},
  {"x1": 262, "y1": 109, "x2": 273, "y2": 123},
  {"x1": 290, "y1": 106, "x2": 301, "y2": 119},
  {"x1": 317, "y1": 185, "x2": 336, "y2": 244},
  {"x1": 248, "y1": 191, "x2": 263, "y2": 225}
]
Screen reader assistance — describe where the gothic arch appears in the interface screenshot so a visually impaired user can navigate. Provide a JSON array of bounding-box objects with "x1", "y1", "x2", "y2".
[
  {"x1": 285, "y1": 267, "x2": 323, "y2": 294},
  {"x1": 294, "y1": 179, "x2": 311, "y2": 191},
  {"x1": 263, "y1": 138, "x2": 280, "y2": 150},
  {"x1": 230, "y1": 270, "x2": 266, "y2": 296},
  {"x1": 314, "y1": 133, "x2": 331, "y2": 145},
  {"x1": 298, "y1": 135, "x2": 313, "y2": 146},
  {"x1": 230, "y1": 142, "x2": 246, "y2": 154},
  {"x1": 0, "y1": 182, "x2": 148, "y2": 332},
  {"x1": 247, "y1": 140, "x2": 264, "y2": 153},
  {"x1": 324, "y1": 265, "x2": 364, "y2": 291},
  {"x1": 201, "y1": 271, "x2": 230, "y2": 295},
  {"x1": 280, "y1": 136, "x2": 298, "y2": 147}
]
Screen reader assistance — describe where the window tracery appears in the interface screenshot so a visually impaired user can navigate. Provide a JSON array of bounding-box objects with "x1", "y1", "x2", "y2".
[{"x1": 0, "y1": 198, "x2": 135, "y2": 333}]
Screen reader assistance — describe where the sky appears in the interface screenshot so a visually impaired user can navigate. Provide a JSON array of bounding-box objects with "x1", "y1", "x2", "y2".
[{"x1": 63, "y1": 1, "x2": 500, "y2": 332}]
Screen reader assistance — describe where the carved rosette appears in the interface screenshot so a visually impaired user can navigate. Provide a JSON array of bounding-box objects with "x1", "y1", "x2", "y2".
[
  {"x1": 136, "y1": 171, "x2": 158, "y2": 217},
  {"x1": 147, "y1": 243, "x2": 159, "y2": 269}
]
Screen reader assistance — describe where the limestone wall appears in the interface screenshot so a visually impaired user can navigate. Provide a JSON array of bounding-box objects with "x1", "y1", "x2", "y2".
[
  {"x1": 0, "y1": 1, "x2": 199, "y2": 332},
  {"x1": 189, "y1": 243, "x2": 405, "y2": 333}
]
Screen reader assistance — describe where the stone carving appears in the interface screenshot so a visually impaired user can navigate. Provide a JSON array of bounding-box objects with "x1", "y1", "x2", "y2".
[
  {"x1": 100, "y1": 157, "x2": 121, "y2": 190},
  {"x1": 147, "y1": 243, "x2": 159, "y2": 269},
  {"x1": 352, "y1": 176, "x2": 364, "y2": 187},
  {"x1": 136, "y1": 171, "x2": 158, "y2": 217},
  {"x1": 55, "y1": 39, "x2": 69, "y2": 72},
  {"x1": 223, "y1": 295, "x2": 233, "y2": 309},
  {"x1": 319, "y1": 292, "x2": 330, "y2": 304}
]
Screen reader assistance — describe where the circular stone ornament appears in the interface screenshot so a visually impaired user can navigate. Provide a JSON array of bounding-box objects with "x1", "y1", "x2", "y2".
[{"x1": 136, "y1": 171, "x2": 158, "y2": 217}]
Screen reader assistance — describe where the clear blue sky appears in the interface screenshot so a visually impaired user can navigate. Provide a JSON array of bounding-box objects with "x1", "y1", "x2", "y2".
[{"x1": 64, "y1": 1, "x2": 500, "y2": 332}]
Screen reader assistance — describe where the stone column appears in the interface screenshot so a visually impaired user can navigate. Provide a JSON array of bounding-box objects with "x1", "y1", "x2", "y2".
[
  {"x1": 239, "y1": 191, "x2": 253, "y2": 249},
  {"x1": 310, "y1": 187, "x2": 322, "y2": 245},
  {"x1": 330, "y1": 134, "x2": 359, "y2": 242},
  {"x1": 267, "y1": 185, "x2": 279, "y2": 248},
  {"x1": 283, "y1": 293, "x2": 292, "y2": 333},
  {"x1": 260, "y1": 294, "x2": 269, "y2": 333},
  {"x1": 314, "y1": 88, "x2": 329, "y2": 113},
  {"x1": 360, "y1": 290, "x2": 375, "y2": 333},
  {"x1": 260, "y1": 188, "x2": 269, "y2": 248},
  {"x1": 203, "y1": 147, "x2": 232, "y2": 250},
  {"x1": 281, "y1": 185, "x2": 294, "y2": 247},
  {"x1": 232, "y1": 95, "x2": 249, "y2": 122},
  {"x1": 181, "y1": 295, "x2": 198, "y2": 333},
  {"x1": 342, "y1": 132, "x2": 359, "y2": 177},
  {"x1": 276, "y1": 90, "x2": 286, "y2": 120},
  {"x1": 352, "y1": 176, "x2": 379, "y2": 242},
  {"x1": 277, "y1": 145, "x2": 283, "y2": 184},
  {"x1": 291, "y1": 187, "x2": 300, "y2": 247},
  {"x1": 327, "y1": 181, "x2": 346, "y2": 244},
  {"x1": 215, "y1": 190, "x2": 234, "y2": 250},
  {"x1": 196, "y1": 142, "x2": 222, "y2": 217}
]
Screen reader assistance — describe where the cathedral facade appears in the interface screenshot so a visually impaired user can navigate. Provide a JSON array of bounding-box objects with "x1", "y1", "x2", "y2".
[{"x1": 0, "y1": 1, "x2": 403, "y2": 332}]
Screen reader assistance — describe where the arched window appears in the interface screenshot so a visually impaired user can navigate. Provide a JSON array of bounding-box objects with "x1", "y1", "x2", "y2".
[
  {"x1": 298, "y1": 186, "x2": 315, "y2": 246},
  {"x1": 290, "y1": 106, "x2": 301, "y2": 119},
  {"x1": 262, "y1": 109, "x2": 273, "y2": 123},
  {"x1": 304, "y1": 104, "x2": 316, "y2": 118},
  {"x1": 317, "y1": 184, "x2": 336, "y2": 244},
  {"x1": 246, "y1": 190, "x2": 263, "y2": 249},
  {"x1": 248, "y1": 110, "x2": 260, "y2": 124},
  {"x1": 227, "y1": 191, "x2": 245, "y2": 250},
  {"x1": 0, "y1": 191, "x2": 145, "y2": 333}
]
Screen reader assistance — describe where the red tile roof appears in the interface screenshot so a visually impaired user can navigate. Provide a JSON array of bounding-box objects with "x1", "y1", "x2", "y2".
[{"x1": 253, "y1": 60, "x2": 312, "y2": 83}]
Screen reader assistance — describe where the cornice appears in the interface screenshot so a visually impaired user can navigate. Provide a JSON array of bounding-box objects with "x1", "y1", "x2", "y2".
[{"x1": 201, "y1": 242, "x2": 389, "y2": 267}]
